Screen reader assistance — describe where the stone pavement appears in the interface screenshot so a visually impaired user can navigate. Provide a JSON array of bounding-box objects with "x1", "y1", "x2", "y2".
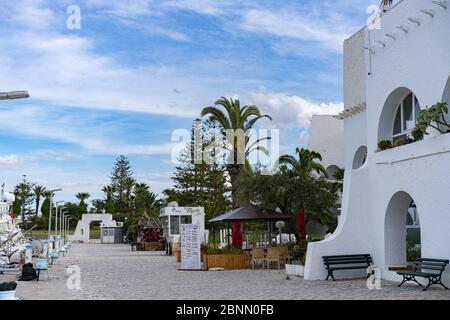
[{"x1": 3, "y1": 243, "x2": 450, "y2": 300}]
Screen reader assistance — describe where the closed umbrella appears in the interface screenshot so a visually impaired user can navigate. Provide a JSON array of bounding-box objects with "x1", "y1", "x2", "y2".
[{"x1": 231, "y1": 221, "x2": 243, "y2": 248}]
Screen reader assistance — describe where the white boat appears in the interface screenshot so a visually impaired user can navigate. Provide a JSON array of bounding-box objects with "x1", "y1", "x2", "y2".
[{"x1": 0, "y1": 185, "x2": 28, "y2": 265}]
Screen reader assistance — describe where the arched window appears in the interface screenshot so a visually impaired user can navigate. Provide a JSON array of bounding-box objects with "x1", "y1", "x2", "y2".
[
  {"x1": 352, "y1": 146, "x2": 367, "y2": 170},
  {"x1": 392, "y1": 92, "x2": 421, "y2": 142}
]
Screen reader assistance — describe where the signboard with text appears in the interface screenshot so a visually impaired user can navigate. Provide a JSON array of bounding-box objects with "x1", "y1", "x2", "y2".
[{"x1": 180, "y1": 224, "x2": 201, "y2": 270}]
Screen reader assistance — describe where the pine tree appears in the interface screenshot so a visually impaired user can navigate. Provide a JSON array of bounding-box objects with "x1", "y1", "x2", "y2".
[
  {"x1": 109, "y1": 155, "x2": 135, "y2": 215},
  {"x1": 164, "y1": 119, "x2": 230, "y2": 222}
]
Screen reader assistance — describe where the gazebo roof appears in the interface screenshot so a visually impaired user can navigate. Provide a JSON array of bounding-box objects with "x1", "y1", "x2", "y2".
[{"x1": 209, "y1": 205, "x2": 293, "y2": 223}]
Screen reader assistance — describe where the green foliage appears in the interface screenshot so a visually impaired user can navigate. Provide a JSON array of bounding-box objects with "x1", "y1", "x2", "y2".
[
  {"x1": 290, "y1": 240, "x2": 308, "y2": 265},
  {"x1": 73, "y1": 193, "x2": 90, "y2": 215},
  {"x1": 27, "y1": 215, "x2": 51, "y2": 230},
  {"x1": 164, "y1": 119, "x2": 231, "y2": 223},
  {"x1": 109, "y1": 155, "x2": 135, "y2": 215},
  {"x1": 40, "y1": 196, "x2": 51, "y2": 217},
  {"x1": 279, "y1": 147, "x2": 328, "y2": 178},
  {"x1": 32, "y1": 185, "x2": 46, "y2": 216},
  {"x1": 201, "y1": 97, "x2": 272, "y2": 204},
  {"x1": 14, "y1": 181, "x2": 35, "y2": 219},
  {"x1": 412, "y1": 102, "x2": 450, "y2": 140},
  {"x1": 237, "y1": 164, "x2": 339, "y2": 238},
  {"x1": 377, "y1": 139, "x2": 393, "y2": 151},
  {"x1": 12, "y1": 198, "x2": 21, "y2": 218},
  {"x1": 127, "y1": 224, "x2": 138, "y2": 242},
  {"x1": 406, "y1": 240, "x2": 421, "y2": 262},
  {"x1": 204, "y1": 246, "x2": 245, "y2": 255}
]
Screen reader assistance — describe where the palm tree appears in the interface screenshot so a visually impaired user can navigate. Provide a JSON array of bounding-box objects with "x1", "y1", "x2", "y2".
[
  {"x1": 134, "y1": 182, "x2": 150, "y2": 194},
  {"x1": 14, "y1": 182, "x2": 34, "y2": 221},
  {"x1": 278, "y1": 148, "x2": 327, "y2": 240},
  {"x1": 102, "y1": 185, "x2": 115, "y2": 201},
  {"x1": 133, "y1": 183, "x2": 158, "y2": 216},
  {"x1": 278, "y1": 148, "x2": 328, "y2": 179},
  {"x1": 76, "y1": 192, "x2": 90, "y2": 206},
  {"x1": 32, "y1": 185, "x2": 46, "y2": 216},
  {"x1": 201, "y1": 96, "x2": 272, "y2": 204}
]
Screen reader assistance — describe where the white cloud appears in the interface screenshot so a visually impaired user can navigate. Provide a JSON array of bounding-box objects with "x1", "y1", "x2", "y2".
[
  {"x1": 0, "y1": 105, "x2": 177, "y2": 155},
  {"x1": 241, "y1": 9, "x2": 354, "y2": 53},
  {"x1": 248, "y1": 90, "x2": 343, "y2": 131},
  {"x1": 0, "y1": 155, "x2": 19, "y2": 166},
  {"x1": 163, "y1": 0, "x2": 225, "y2": 16}
]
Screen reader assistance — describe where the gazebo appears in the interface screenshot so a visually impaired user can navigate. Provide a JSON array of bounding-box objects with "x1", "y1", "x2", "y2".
[{"x1": 209, "y1": 205, "x2": 294, "y2": 248}]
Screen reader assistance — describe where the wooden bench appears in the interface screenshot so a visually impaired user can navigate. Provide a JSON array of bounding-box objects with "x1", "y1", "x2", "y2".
[
  {"x1": 322, "y1": 254, "x2": 372, "y2": 281},
  {"x1": 397, "y1": 258, "x2": 449, "y2": 291}
]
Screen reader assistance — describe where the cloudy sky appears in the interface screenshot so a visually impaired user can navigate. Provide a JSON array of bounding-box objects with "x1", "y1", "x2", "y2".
[{"x1": 0, "y1": 0, "x2": 376, "y2": 203}]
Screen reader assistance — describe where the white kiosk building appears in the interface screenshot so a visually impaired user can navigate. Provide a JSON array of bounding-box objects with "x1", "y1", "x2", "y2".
[
  {"x1": 160, "y1": 204, "x2": 207, "y2": 245},
  {"x1": 305, "y1": 0, "x2": 450, "y2": 282}
]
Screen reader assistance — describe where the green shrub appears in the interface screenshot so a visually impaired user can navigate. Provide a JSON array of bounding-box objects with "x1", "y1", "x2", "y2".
[
  {"x1": 204, "y1": 246, "x2": 245, "y2": 255},
  {"x1": 377, "y1": 140, "x2": 393, "y2": 151}
]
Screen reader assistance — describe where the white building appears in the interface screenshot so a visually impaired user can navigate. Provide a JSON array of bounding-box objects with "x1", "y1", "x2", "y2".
[
  {"x1": 305, "y1": 0, "x2": 450, "y2": 282},
  {"x1": 307, "y1": 115, "x2": 344, "y2": 177}
]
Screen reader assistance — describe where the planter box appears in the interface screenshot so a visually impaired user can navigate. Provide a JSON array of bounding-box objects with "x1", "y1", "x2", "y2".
[
  {"x1": 203, "y1": 253, "x2": 249, "y2": 270},
  {"x1": 285, "y1": 264, "x2": 304, "y2": 277}
]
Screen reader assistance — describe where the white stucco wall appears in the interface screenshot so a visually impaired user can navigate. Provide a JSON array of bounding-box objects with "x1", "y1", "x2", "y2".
[
  {"x1": 68, "y1": 214, "x2": 119, "y2": 243},
  {"x1": 305, "y1": 1, "x2": 450, "y2": 282},
  {"x1": 307, "y1": 115, "x2": 344, "y2": 170}
]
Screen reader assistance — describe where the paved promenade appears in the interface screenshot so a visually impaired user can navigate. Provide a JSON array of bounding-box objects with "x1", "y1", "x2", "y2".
[{"x1": 3, "y1": 243, "x2": 450, "y2": 300}]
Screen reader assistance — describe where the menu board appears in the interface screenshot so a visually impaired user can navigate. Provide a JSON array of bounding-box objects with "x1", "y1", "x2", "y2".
[{"x1": 180, "y1": 224, "x2": 201, "y2": 270}]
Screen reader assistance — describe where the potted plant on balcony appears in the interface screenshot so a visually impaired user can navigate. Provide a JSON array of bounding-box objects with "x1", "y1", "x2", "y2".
[
  {"x1": 377, "y1": 139, "x2": 393, "y2": 151},
  {"x1": 412, "y1": 102, "x2": 450, "y2": 141}
]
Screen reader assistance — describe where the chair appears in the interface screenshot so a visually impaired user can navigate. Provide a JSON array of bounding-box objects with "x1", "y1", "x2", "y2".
[
  {"x1": 251, "y1": 248, "x2": 265, "y2": 269},
  {"x1": 266, "y1": 247, "x2": 282, "y2": 269},
  {"x1": 278, "y1": 246, "x2": 292, "y2": 265},
  {"x1": 35, "y1": 258, "x2": 50, "y2": 281},
  {"x1": 50, "y1": 250, "x2": 59, "y2": 265}
]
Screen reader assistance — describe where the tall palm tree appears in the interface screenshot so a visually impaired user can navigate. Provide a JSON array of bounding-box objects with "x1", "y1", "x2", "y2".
[
  {"x1": 134, "y1": 182, "x2": 150, "y2": 194},
  {"x1": 76, "y1": 192, "x2": 90, "y2": 206},
  {"x1": 201, "y1": 96, "x2": 272, "y2": 204},
  {"x1": 14, "y1": 182, "x2": 34, "y2": 221},
  {"x1": 32, "y1": 185, "x2": 46, "y2": 216},
  {"x1": 102, "y1": 185, "x2": 115, "y2": 201},
  {"x1": 278, "y1": 148, "x2": 328, "y2": 179},
  {"x1": 278, "y1": 148, "x2": 327, "y2": 240}
]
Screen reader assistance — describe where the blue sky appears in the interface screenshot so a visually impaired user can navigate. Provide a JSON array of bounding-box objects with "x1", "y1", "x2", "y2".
[{"x1": 0, "y1": 0, "x2": 376, "y2": 204}]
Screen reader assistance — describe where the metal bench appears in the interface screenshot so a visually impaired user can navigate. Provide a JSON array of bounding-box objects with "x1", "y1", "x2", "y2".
[
  {"x1": 397, "y1": 258, "x2": 449, "y2": 291},
  {"x1": 322, "y1": 254, "x2": 372, "y2": 281}
]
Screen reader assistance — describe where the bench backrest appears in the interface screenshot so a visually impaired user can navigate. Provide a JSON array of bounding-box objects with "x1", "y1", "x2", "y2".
[
  {"x1": 322, "y1": 254, "x2": 372, "y2": 267},
  {"x1": 413, "y1": 258, "x2": 449, "y2": 274}
]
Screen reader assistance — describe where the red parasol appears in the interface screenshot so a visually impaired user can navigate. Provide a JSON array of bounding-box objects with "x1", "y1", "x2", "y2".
[
  {"x1": 297, "y1": 208, "x2": 306, "y2": 240},
  {"x1": 231, "y1": 221, "x2": 243, "y2": 248}
]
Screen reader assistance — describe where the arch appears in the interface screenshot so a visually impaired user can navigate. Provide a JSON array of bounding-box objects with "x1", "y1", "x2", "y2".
[
  {"x1": 352, "y1": 146, "x2": 367, "y2": 170},
  {"x1": 378, "y1": 87, "x2": 421, "y2": 142},
  {"x1": 384, "y1": 191, "x2": 421, "y2": 268},
  {"x1": 68, "y1": 214, "x2": 120, "y2": 243},
  {"x1": 326, "y1": 165, "x2": 340, "y2": 180},
  {"x1": 443, "y1": 75, "x2": 450, "y2": 123}
]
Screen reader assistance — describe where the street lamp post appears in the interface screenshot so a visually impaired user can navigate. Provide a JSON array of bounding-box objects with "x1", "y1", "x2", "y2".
[
  {"x1": 58, "y1": 206, "x2": 66, "y2": 237},
  {"x1": 47, "y1": 189, "x2": 62, "y2": 239},
  {"x1": 65, "y1": 216, "x2": 71, "y2": 244},
  {"x1": 61, "y1": 211, "x2": 68, "y2": 245},
  {"x1": 0, "y1": 90, "x2": 30, "y2": 100},
  {"x1": 55, "y1": 201, "x2": 65, "y2": 235}
]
